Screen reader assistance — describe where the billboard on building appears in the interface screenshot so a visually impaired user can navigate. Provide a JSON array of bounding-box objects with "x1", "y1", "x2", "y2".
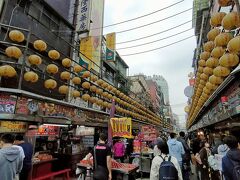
[{"x1": 106, "y1": 32, "x2": 116, "y2": 61}]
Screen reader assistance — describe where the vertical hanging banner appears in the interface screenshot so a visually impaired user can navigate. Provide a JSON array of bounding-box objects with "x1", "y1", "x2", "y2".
[
  {"x1": 79, "y1": 36, "x2": 92, "y2": 73},
  {"x1": 78, "y1": 0, "x2": 91, "y2": 33},
  {"x1": 110, "y1": 117, "x2": 132, "y2": 138},
  {"x1": 106, "y1": 32, "x2": 116, "y2": 62}
]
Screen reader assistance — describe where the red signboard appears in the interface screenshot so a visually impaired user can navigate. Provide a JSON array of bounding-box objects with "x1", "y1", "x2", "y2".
[
  {"x1": 37, "y1": 125, "x2": 59, "y2": 136},
  {"x1": 189, "y1": 78, "x2": 195, "y2": 86}
]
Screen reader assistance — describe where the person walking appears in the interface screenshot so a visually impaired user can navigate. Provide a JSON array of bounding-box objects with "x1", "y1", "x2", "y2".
[
  {"x1": 167, "y1": 132, "x2": 185, "y2": 168},
  {"x1": 113, "y1": 139, "x2": 125, "y2": 163},
  {"x1": 150, "y1": 140, "x2": 183, "y2": 180},
  {"x1": 222, "y1": 135, "x2": 240, "y2": 180},
  {"x1": 0, "y1": 134, "x2": 23, "y2": 180},
  {"x1": 14, "y1": 134, "x2": 33, "y2": 180},
  {"x1": 199, "y1": 141, "x2": 211, "y2": 180}
]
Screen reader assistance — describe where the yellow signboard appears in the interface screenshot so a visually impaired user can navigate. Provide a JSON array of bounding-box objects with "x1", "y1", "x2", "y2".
[
  {"x1": 110, "y1": 117, "x2": 132, "y2": 138},
  {"x1": 106, "y1": 32, "x2": 116, "y2": 61},
  {"x1": 0, "y1": 121, "x2": 27, "y2": 133}
]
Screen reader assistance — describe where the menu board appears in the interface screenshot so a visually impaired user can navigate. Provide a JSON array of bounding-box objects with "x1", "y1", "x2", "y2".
[
  {"x1": 0, "y1": 94, "x2": 16, "y2": 114},
  {"x1": 0, "y1": 121, "x2": 27, "y2": 133}
]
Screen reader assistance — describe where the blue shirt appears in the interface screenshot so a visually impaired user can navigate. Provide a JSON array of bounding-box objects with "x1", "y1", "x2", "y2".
[{"x1": 18, "y1": 142, "x2": 33, "y2": 169}]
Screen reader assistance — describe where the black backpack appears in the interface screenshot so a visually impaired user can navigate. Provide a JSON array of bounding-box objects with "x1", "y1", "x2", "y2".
[
  {"x1": 228, "y1": 157, "x2": 240, "y2": 180},
  {"x1": 159, "y1": 155, "x2": 178, "y2": 180}
]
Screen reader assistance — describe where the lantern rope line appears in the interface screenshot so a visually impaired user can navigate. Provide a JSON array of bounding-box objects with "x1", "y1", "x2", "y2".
[{"x1": 90, "y1": 0, "x2": 185, "y2": 30}]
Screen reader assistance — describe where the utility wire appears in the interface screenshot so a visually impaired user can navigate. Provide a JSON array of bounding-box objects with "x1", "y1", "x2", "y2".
[
  {"x1": 91, "y1": 0, "x2": 184, "y2": 30},
  {"x1": 120, "y1": 35, "x2": 195, "y2": 56},
  {"x1": 115, "y1": 8, "x2": 192, "y2": 34},
  {"x1": 117, "y1": 28, "x2": 193, "y2": 50}
]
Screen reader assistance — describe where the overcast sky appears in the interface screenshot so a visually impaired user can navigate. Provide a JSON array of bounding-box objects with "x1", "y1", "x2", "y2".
[{"x1": 103, "y1": 0, "x2": 196, "y2": 124}]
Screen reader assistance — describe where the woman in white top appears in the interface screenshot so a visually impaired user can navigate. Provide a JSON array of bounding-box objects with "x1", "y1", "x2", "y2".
[{"x1": 150, "y1": 140, "x2": 183, "y2": 180}]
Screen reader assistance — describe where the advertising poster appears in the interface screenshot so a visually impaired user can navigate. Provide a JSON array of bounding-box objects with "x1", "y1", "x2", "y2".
[
  {"x1": 110, "y1": 117, "x2": 132, "y2": 138},
  {"x1": 0, "y1": 121, "x2": 27, "y2": 133},
  {"x1": 0, "y1": 94, "x2": 16, "y2": 114},
  {"x1": 106, "y1": 32, "x2": 116, "y2": 61}
]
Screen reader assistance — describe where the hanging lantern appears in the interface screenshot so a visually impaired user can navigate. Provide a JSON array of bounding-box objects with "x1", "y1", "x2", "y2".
[
  {"x1": 82, "y1": 71, "x2": 90, "y2": 78},
  {"x1": 214, "y1": 33, "x2": 233, "y2": 47},
  {"x1": 58, "y1": 85, "x2": 69, "y2": 94},
  {"x1": 198, "y1": 66, "x2": 204, "y2": 73},
  {"x1": 219, "y1": 53, "x2": 239, "y2": 67},
  {"x1": 72, "y1": 90, "x2": 80, "y2": 98},
  {"x1": 62, "y1": 58, "x2": 72, "y2": 68},
  {"x1": 107, "y1": 85, "x2": 113, "y2": 91},
  {"x1": 34, "y1": 40, "x2": 47, "y2": 51},
  {"x1": 211, "y1": 46, "x2": 225, "y2": 58},
  {"x1": 0, "y1": 65, "x2": 17, "y2": 77},
  {"x1": 203, "y1": 87, "x2": 211, "y2": 94},
  {"x1": 96, "y1": 79, "x2": 104, "y2": 86},
  {"x1": 89, "y1": 97, "x2": 97, "y2": 104},
  {"x1": 5, "y1": 46, "x2": 22, "y2": 59},
  {"x1": 203, "y1": 67, "x2": 213, "y2": 75},
  {"x1": 207, "y1": 28, "x2": 220, "y2": 41},
  {"x1": 24, "y1": 71, "x2": 38, "y2": 83},
  {"x1": 28, "y1": 55, "x2": 42, "y2": 65},
  {"x1": 107, "y1": 103, "x2": 112, "y2": 109},
  {"x1": 206, "y1": 57, "x2": 219, "y2": 68},
  {"x1": 46, "y1": 64, "x2": 58, "y2": 74},
  {"x1": 203, "y1": 41, "x2": 214, "y2": 52},
  {"x1": 60, "y1": 71, "x2": 71, "y2": 80},
  {"x1": 9, "y1": 30, "x2": 25, "y2": 42},
  {"x1": 107, "y1": 93, "x2": 113, "y2": 99},
  {"x1": 222, "y1": 12, "x2": 240, "y2": 30},
  {"x1": 102, "y1": 92, "x2": 108, "y2": 97},
  {"x1": 213, "y1": 66, "x2": 230, "y2": 77},
  {"x1": 96, "y1": 99, "x2": 103, "y2": 106},
  {"x1": 73, "y1": 65, "x2": 83, "y2": 73},
  {"x1": 218, "y1": 0, "x2": 234, "y2": 7},
  {"x1": 198, "y1": 84, "x2": 204, "y2": 89},
  {"x1": 206, "y1": 82, "x2": 216, "y2": 90},
  {"x1": 101, "y1": 82, "x2": 108, "y2": 88},
  {"x1": 200, "y1": 79, "x2": 207, "y2": 85},
  {"x1": 200, "y1": 73, "x2": 209, "y2": 81},
  {"x1": 209, "y1": 75, "x2": 223, "y2": 84},
  {"x1": 90, "y1": 75, "x2": 98, "y2": 82},
  {"x1": 227, "y1": 36, "x2": 240, "y2": 53},
  {"x1": 198, "y1": 59, "x2": 206, "y2": 67},
  {"x1": 82, "y1": 82, "x2": 90, "y2": 89},
  {"x1": 72, "y1": 77, "x2": 81, "y2": 85},
  {"x1": 210, "y1": 12, "x2": 226, "y2": 27},
  {"x1": 96, "y1": 88, "x2": 103, "y2": 95},
  {"x1": 48, "y1": 50, "x2": 60, "y2": 60},
  {"x1": 82, "y1": 94, "x2": 90, "y2": 101},
  {"x1": 44, "y1": 79, "x2": 57, "y2": 89},
  {"x1": 90, "y1": 85, "x2": 97, "y2": 92},
  {"x1": 103, "y1": 101, "x2": 108, "y2": 108},
  {"x1": 200, "y1": 51, "x2": 211, "y2": 60}
]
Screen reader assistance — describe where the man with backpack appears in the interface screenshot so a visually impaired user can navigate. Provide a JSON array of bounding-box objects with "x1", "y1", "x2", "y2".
[
  {"x1": 222, "y1": 135, "x2": 240, "y2": 180},
  {"x1": 150, "y1": 140, "x2": 183, "y2": 180}
]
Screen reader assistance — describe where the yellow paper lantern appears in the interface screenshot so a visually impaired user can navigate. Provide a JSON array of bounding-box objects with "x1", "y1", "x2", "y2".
[
  {"x1": 214, "y1": 33, "x2": 233, "y2": 47},
  {"x1": 82, "y1": 82, "x2": 90, "y2": 89},
  {"x1": 213, "y1": 66, "x2": 230, "y2": 77},
  {"x1": 0, "y1": 65, "x2": 17, "y2": 77},
  {"x1": 62, "y1": 58, "x2": 72, "y2": 68},
  {"x1": 82, "y1": 71, "x2": 90, "y2": 78},
  {"x1": 222, "y1": 12, "x2": 240, "y2": 30},
  {"x1": 9, "y1": 30, "x2": 25, "y2": 42},
  {"x1": 90, "y1": 85, "x2": 97, "y2": 92},
  {"x1": 200, "y1": 73, "x2": 209, "y2": 81},
  {"x1": 44, "y1": 79, "x2": 57, "y2": 89},
  {"x1": 107, "y1": 85, "x2": 113, "y2": 91},
  {"x1": 102, "y1": 92, "x2": 108, "y2": 97},
  {"x1": 89, "y1": 97, "x2": 97, "y2": 104},
  {"x1": 96, "y1": 99, "x2": 103, "y2": 106},
  {"x1": 210, "y1": 12, "x2": 226, "y2": 27},
  {"x1": 200, "y1": 79, "x2": 207, "y2": 85},
  {"x1": 73, "y1": 65, "x2": 83, "y2": 73},
  {"x1": 198, "y1": 84, "x2": 205, "y2": 89},
  {"x1": 101, "y1": 82, "x2": 108, "y2": 88},
  {"x1": 211, "y1": 46, "x2": 225, "y2": 58},
  {"x1": 33, "y1": 40, "x2": 47, "y2": 51},
  {"x1": 46, "y1": 64, "x2": 58, "y2": 74},
  {"x1": 60, "y1": 71, "x2": 71, "y2": 80},
  {"x1": 209, "y1": 75, "x2": 223, "y2": 84},
  {"x1": 203, "y1": 67, "x2": 213, "y2": 75},
  {"x1": 206, "y1": 57, "x2": 219, "y2": 68},
  {"x1": 5, "y1": 46, "x2": 22, "y2": 59},
  {"x1": 203, "y1": 41, "x2": 214, "y2": 52},
  {"x1": 72, "y1": 77, "x2": 81, "y2": 85},
  {"x1": 198, "y1": 66, "x2": 204, "y2": 73},
  {"x1": 219, "y1": 53, "x2": 239, "y2": 67},
  {"x1": 58, "y1": 85, "x2": 69, "y2": 94},
  {"x1": 103, "y1": 101, "x2": 108, "y2": 108},
  {"x1": 207, "y1": 28, "x2": 220, "y2": 41},
  {"x1": 48, "y1": 50, "x2": 60, "y2": 60},
  {"x1": 206, "y1": 82, "x2": 216, "y2": 90},
  {"x1": 203, "y1": 87, "x2": 211, "y2": 94},
  {"x1": 90, "y1": 75, "x2": 98, "y2": 82},
  {"x1": 227, "y1": 36, "x2": 240, "y2": 53},
  {"x1": 24, "y1": 71, "x2": 38, "y2": 83},
  {"x1": 107, "y1": 93, "x2": 113, "y2": 99},
  {"x1": 198, "y1": 59, "x2": 206, "y2": 67},
  {"x1": 200, "y1": 52, "x2": 211, "y2": 60},
  {"x1": 72, "y1": 90, "x2": 80, "y2": 98},
  {"x1": 96, "y1": 79, "x2": 104, "y2": 86},
  {"x1": 28, "y1": 55, "x2": 42, "y2": 65},
  {"x1": 184, "y1": 106, "x2": 190, "y2": 113},
  {"x1": 82, "y1": 94, "x2": 90, "y2": 101},
  {"x1": 218, "y1": 0, "x2": 234, "y2": 6},
  {"x1": 96, "y1": 88, "x2": 103, "y2": 95}
]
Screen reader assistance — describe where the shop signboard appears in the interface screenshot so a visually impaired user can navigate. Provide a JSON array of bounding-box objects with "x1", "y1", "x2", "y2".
[
  {"x1": 78, "y1": 0, "x2": 91, "y2": 32},
  {"x1": 75, "y1": 126, "x2": 95, "y2": 136},
  {"x1": 0, "y1": 121, "x2": 27, "y2": 133},
  {"x1": 110, "y1": 117, "x2": 132, "y2": 138},
  {"x1": 36, "y1": 125, "x2": 59, "y2": 136},
  {"x1": 0, "y1": 94, "x2": 16, "y2": 114},
  {"x1": 106, "y1": 32, "x2": 116, "y2": 61}
]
